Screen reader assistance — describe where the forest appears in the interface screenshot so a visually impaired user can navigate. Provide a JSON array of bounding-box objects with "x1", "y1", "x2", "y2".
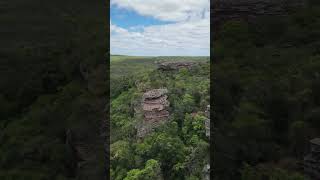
[
  {"x1": 110, "y1": 56, "x2": 210, "y2": 180},
  {"x1": 2, "y1": 0, "x2": 320, "y2": 179},
  {"x1": 0, "y1": 0, "x2": 107, "y2": 179},
  {"x1": 213, "y1": 2, "x2": 320, "y2": 180}
]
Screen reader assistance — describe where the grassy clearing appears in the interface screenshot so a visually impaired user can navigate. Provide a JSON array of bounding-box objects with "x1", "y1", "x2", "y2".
[
  {"x1": 110, "y1": 55, "x2": 156, "y2": 78},
  {"x1": 110, "y1": 55, "x2": 153, "y2": 62}
]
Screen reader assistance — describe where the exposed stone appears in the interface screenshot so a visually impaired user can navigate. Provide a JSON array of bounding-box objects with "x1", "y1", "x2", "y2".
[
  {"x1": 144, "y1": 110, "x2": 170, "y2": 119},
  {"x1": 303, "y1": 138, "x2": 320, "y2": 179},
  {"x1": 205, "y1": 105, "x2": 210, "y2": 137},
  {"x1": 203, "y1": 106, "x2": 211, "y2": 179},
  {"x1": 143, "y1": 89, "x2": 168, "y2": 99},
  {"x1": 137, "y1": 88, "x2": 170, "y2": 138},
  {"x1": 202, "y1": 164, "x2": 210, "y2": 180}
]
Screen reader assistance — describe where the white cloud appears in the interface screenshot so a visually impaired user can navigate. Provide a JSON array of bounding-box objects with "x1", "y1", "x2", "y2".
[
  {"x1": 110, "y1": 18, "x2": 210, "y2": 56},
  {"x1": 110, "y1": 0, "x2": 210, "y2": 56},
  {"x1": 111, "y1": 0, "x2": 209, "y2": 22}
]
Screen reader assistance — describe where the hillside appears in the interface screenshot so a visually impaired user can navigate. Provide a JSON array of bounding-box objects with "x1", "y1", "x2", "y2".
[
  {"x1": 213, "y1": 2, "x2": 320, "y2": 179},
  {"x1": 110, "y1": 56, "x2": 210, "y2": 180},
  {"x1": 0, "y1": 0, "x2": 107, "y2": 179}
]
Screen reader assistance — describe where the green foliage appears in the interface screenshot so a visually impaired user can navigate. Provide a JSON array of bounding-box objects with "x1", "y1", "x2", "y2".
[
  {"x1": 1, "y1": 0, "x2": 107, "y2": 179},
  {"x1": 214, "y1": 3, "x2": 320, "y2": 179},
  {"x1": 181, "y1": 94, "x2": 196, "y2": 113},
  {"x1": 124, "y1": 159, "x2": 161, "y2": 180},
  {"x1": 182, "y1": 114, "x2": 207, "y2": 142},
  {"x1": 134, "y1": 132, "x2": 189, "y2": 179},
  {"x1": 110, "y1": 57, "x2": 209, "y2": 179}
]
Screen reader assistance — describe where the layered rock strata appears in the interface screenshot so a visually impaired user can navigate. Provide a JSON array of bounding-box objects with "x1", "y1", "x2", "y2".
[{"x1": 137, "y1": 88, "x2": 170, "y2": 138}]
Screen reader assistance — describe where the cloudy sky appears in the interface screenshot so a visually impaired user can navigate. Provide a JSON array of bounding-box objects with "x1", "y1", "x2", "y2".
[{"x1": 110, "y1": 0, "x2": 210, "y2": 56}]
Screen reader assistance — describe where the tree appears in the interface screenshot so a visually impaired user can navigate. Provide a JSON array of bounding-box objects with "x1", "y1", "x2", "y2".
[
  {"x1": 182, "y1": 94, "x2": 195, "y2": 113},
  {"x1": 124, "y1": 159, "x2": 162, "y2": 180}
]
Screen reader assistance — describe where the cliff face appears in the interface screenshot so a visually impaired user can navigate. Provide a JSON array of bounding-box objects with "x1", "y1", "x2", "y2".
[
  {"x1": 137, "y1": 88, "x2": 170, "y2": 138},
  {"x1": 213, "y1": 0, "x2": 306, "y2": 28}
]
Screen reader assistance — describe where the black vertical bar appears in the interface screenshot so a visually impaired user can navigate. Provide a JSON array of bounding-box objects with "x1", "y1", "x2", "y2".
[{"x1": 106, "y1": 0, "x2": 110, "y2": 179}]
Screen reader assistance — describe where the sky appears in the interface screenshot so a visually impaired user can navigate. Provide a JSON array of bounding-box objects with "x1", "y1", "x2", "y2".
[{"x1": 110, "y1": 0, "x2": 210, "y2": 56}]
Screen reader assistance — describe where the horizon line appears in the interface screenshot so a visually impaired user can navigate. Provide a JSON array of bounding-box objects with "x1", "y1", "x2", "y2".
[{"x1": 111, "y1": 54, "x2": 210, "y2": 57}]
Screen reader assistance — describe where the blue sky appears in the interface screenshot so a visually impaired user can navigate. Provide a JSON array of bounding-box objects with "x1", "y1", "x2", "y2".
[
  {"x1": 111, "y1": 5, "x2": 171, "y2": 29},
  {"x1": 110, "y1": 0, "x2": 210, "y2": 56}
]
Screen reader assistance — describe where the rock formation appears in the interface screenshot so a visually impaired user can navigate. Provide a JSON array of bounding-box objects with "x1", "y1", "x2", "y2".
[
  {"x1": 202, "y1": 164, "x2": 210, "y2": 180},
  {"x1": 157, "y1": 61, "x2": 197, "y2": 71},
  {"x1": 205, "y1": 105, "x2": 210, "y2": 138},
  {"x1": 203, "y1": 105, "x2": 211, "y2": 179},
  {"x1": 213, "y1": 0, "x2": 306, "y2": 28},
  {"x1": 303, "y1": 138, "x2": 320, "y2": 179},
  {"x1": 137, "y1": 88, "x2": 170, "y2": 138}
]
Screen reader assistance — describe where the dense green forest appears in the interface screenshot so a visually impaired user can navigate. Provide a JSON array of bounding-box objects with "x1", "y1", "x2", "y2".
[
  {"x1": 0, "y1": 0, "x2": 107, "y2": 179},
  {"x1": 110, "y1": 56, "x2": 210, "y2": 180},
  {"x1": 213, "y1": 2, "x2": 320, "y2": 180}
]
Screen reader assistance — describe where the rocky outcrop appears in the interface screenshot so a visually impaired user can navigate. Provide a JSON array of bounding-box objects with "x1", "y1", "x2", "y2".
[
  {"x1": 205, "y1": 105, "x2": 210, "y2": 138},
  {"x1": 303, "y1": 138, "x2": 320, "y2": 179},
  {"x1": 204, "y1": 105, "x2": 211, "y2": 179},
  {"x1": 213, "y1": 0, "x2": 306, "y2": 28},
  {"x1": 157, "y1": 61, "x2": 197, "y2": 71},
  {"x1": 202, "y1": 164, "x2": 210, "y2": 180},
  {"x1": 137, "y1": 88, "x2": 170, "y2": 138}
]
